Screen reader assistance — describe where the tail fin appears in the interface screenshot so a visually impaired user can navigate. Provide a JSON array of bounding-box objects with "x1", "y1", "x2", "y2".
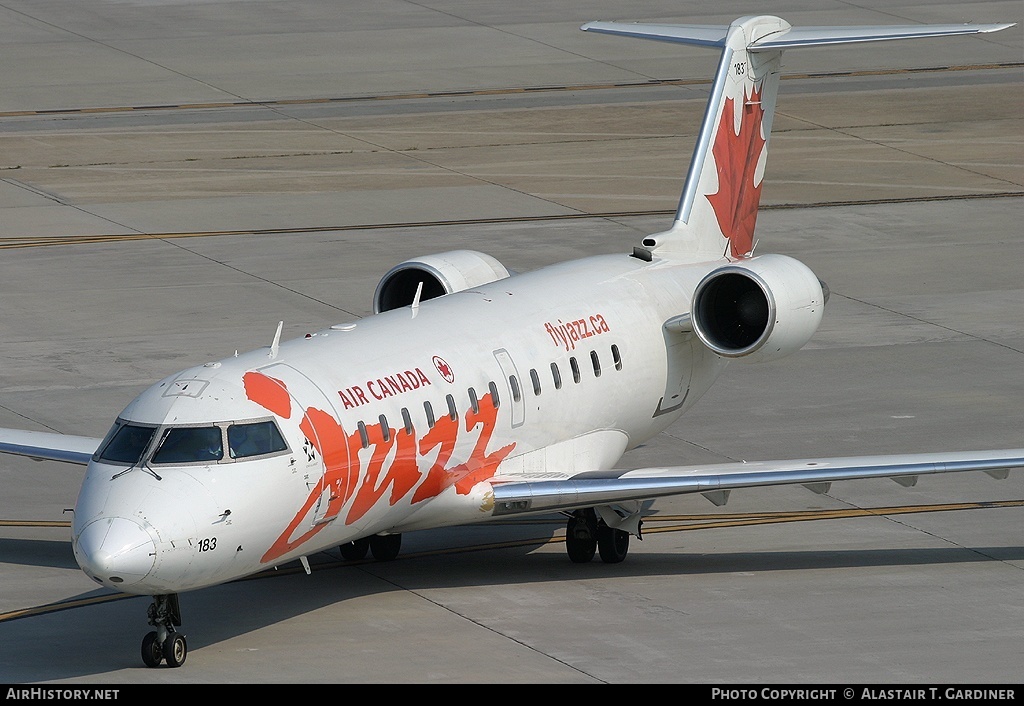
[{"x1": 581, "y1": 16, "x2": 1012, "y2": 260}]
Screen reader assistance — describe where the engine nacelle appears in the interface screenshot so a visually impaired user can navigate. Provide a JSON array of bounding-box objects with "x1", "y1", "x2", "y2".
[
  {"x1": 691, "y1": 254, "x2": 826, "y2": 363},
  {"x1": 373, "y1": 250, "x2": 511, "y2": 313}
]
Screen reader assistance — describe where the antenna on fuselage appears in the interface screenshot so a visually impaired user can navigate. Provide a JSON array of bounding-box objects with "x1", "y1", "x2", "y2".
[
  {"x1": 269, "y1": 321, "x2": 283, "y2": 359},
  {"x1": 411, "y1": 281, "x2": 424, "y2": 318}
]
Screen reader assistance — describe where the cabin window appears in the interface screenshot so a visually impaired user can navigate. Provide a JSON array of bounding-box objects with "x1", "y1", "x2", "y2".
[
  {"x1": 96, "y1": 423, "x2": 156, "y2": 465},
  {"x1": 227, "y1": 420, "x2": 288, "y2": 459},
  {"x1": 357, "y1": 421, "x2": 369, "y2": 449},
  {"x1": 488, "y1": 381, "x2": 500, "y2": 408},
  {"x1": 509, "y1": 375, "x2": 521, "y2": 402},
  {"x1": 530, "y1": 368, "x2": 542, "y2": 396},
  {"x1": 152, "y1": 426, "x2": 224, "y2": 464},
  {"x1": 446, "y1": 394, "x2": 458, "y2": 421},
  {"x1": 591, "y1": 350, "x2": 602, "y2": 377},
  {"x1": 611, "y1": 344, "x2": 622, "y2": 371},
  {"x1": 424, "y1": 401, "x2": 435, "y2": 428},
  {"x1": 551, "y1": 362, "x2": 562, "y2": 390},
  {"x1": 379, "y1": 414, "x2": 391, "y2": 442},
  {"x1": 570, "y1": 357, "x2": 581, "y2": 383},
  {"x1": 401, "y1": 407, "x2": 413, "y2": 435},
  {"x1": 468, "y1": 387, "x2": 480, "y2": 414}
]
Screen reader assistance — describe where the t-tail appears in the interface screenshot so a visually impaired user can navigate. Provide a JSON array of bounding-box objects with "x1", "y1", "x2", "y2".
[{"x1": 581, "y1": 15, "x2": 1013, "y2": 261}]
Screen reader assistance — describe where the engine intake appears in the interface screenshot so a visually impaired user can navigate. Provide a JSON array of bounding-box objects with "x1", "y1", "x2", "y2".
[
  {"x1": 374, "y1": 250, "x2": 511, "y2": 313},
  {"x1": 692, "y1": 254, "x2": 825, "y2": 363}
]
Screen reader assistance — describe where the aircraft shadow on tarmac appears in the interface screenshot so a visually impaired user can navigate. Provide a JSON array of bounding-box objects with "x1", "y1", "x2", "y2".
[
  {"x1": 0, "y1": 537, "x2": 77, "y2": 570},
  {"x1": 1, "y1": 519, "x2": 1021, "y2": 681}
]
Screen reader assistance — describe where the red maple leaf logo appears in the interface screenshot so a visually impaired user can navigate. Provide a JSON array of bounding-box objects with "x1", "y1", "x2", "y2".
[
  {"x1": 433, "y1": 355, "x2": 454, "y2": 383},
  {"x1": 706, "y1": 83, "x2": 766, "y2": 259}
]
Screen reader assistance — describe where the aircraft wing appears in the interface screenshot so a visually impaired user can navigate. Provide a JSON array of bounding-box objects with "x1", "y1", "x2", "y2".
[
  {"x1": 0, "y1": 428, "x2": 100, "y2": 466},
  {"x1": 490, "y1": 449, "x2": 1024, "y2": 517}
]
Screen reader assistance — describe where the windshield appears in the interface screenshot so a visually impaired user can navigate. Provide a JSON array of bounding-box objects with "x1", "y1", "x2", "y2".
[
  {"x1": 95, "y1": 418, "x2": 288, "y2": 466},
  {"x1": 97, "y1": 423, "x2": 157, "y2": 465},
  {"x1": 151, "y1": 426, "x2": 224, "y2": 464},
  {"x1": 228, "y1": 420, "x2": 288, "y2": 459}
]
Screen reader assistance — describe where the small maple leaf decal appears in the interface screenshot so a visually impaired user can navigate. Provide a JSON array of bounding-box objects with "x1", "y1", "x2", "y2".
[{"x1": 706, "y1": 83, "x2": 766, "y2": 259}]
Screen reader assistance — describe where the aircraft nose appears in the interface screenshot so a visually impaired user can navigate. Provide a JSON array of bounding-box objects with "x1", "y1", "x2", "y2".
[{"x1": 74, "y1": 517, "x2": 157, "y2": 588}]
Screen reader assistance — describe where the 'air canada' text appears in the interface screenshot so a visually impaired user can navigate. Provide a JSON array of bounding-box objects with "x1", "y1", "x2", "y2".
[{"x1": 338, "y1": 367, "x2": 432, "y2": 409}]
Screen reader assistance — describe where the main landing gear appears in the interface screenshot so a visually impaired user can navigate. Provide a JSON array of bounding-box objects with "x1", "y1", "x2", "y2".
[
  {"x1": 339, "y1": 533, "x2": 402, "y2": 562},
  {"x1": 141, "y1": 594, "x2": 187, "y2": 668},
  {"x1": 565, "y1": 508, "x2": 632, "y2": 564}
]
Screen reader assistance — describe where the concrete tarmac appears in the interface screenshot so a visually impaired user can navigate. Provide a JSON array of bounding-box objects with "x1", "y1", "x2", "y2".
[{"x1": 1, "y1": 1, "x2": 1022, "y2": 684}]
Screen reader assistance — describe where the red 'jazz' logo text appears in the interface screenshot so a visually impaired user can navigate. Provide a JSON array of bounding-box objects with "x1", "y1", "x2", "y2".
[{"x1": 242, "y1": 371, "x2": 515, "y2": 564}]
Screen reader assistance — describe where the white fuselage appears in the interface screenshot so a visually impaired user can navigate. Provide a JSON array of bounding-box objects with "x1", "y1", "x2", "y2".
[{"x1": 71, "y1": 252, "x2": 729, "y2": 594}]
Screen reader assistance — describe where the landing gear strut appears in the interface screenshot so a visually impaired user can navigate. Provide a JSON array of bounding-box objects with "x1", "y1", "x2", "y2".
[
  {"x1": 566, "y1": 509, "x2": 598, "y2": 563},
  {"x1": 369, "y1": 533, "x2": 402, "y2": 561},
  {"x1": 339, "y1": 533, "x2": 402, "y2": 562},
  {"x1": 339, "y1": 536, "x2": 371, "y2": 560},
  {"x1": 597, "y1": 522, "x2": 630, "y2": 563},
  {"x1": 565, "y1": 508, "x2": 630, "y2": 564},
  {"x1": 141, "y1": 594, "x2": 186, "y2": 668}
]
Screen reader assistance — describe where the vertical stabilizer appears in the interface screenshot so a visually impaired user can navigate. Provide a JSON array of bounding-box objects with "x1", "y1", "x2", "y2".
[
  {"x1": 678, "y1": 16, "x2": 785, "y2": 260},
  {"x1": 588, "y1": 15, "x2": 788, "y2": 260},
  {"x1": 581, "y1": 16, "x2": 1014, "y2": 260}
]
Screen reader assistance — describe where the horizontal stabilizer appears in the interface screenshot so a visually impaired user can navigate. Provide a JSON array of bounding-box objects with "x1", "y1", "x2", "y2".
[
  {"x1": 751, "y1": 23, "x2": 1015, "y2": 49},
  {"x1": 581, "y1": 22, "x2": 729, "y2": 48},
  {"x1": 580, "y1": 20, "x2": 1015, "y2": 51},
  {"x1": 581, "y1": 16, "x2": 1015, "y2": 259}
]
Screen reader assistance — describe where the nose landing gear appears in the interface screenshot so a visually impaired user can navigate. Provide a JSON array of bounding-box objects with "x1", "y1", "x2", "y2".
[{"x1": 141, "y1": 594, "x2": 187, "y2": 668}]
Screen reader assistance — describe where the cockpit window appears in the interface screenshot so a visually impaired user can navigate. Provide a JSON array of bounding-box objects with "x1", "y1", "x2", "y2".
[
  {"x1": 228, "y1": 420, "x2": 288, "y2": 459},
  {"x1": 151, "y1": 426, "x2": 224, "y2": 464},
  {"x1": 97, "y1": 423, "x2": 156, "y2": 465}
]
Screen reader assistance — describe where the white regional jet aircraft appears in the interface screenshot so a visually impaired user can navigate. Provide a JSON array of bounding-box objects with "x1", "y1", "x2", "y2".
[{"x1": 1, "y1": 15, "x2": 1020, "y2": 668}]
